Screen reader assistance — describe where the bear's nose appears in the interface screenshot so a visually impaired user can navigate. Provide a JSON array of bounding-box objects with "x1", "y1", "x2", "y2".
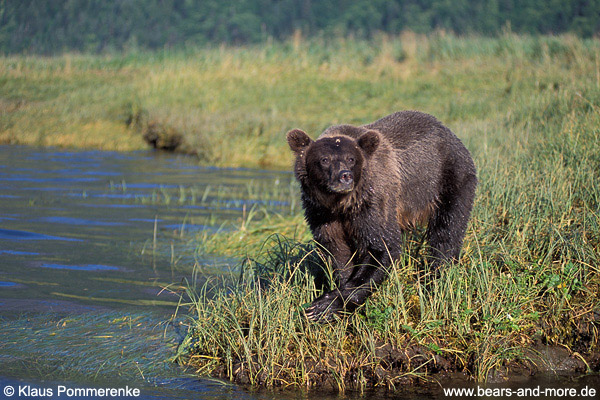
[{"x1": 339, "y1": 170, "x2": 353, "y2": 184}]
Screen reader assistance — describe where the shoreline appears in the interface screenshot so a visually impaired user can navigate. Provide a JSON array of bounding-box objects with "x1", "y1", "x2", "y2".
[{"x1": 182, "y1": 331, "x2": 599, "y2": 391}]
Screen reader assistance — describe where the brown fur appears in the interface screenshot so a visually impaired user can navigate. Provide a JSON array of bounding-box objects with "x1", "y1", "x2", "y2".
[
  {"x1": 396, "y1": 201, "x2": 437, "y2": 230},
  {"x1": 286, "y1": 111, "x2": 477, "y2": 322}
]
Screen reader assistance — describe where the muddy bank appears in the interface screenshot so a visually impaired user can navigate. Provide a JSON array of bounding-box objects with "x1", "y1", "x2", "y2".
[
  {"x1": 184, "y1": 329, "x2": 599, "y2": 391},
  {"x1": 201, "y1": 345, "x2": 597, "y2": 390}
]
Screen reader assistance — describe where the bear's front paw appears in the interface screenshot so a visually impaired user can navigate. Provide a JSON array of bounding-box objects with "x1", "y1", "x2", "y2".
[{"x1": 304, "y1": 290, "x2": 345, "y2": 323}]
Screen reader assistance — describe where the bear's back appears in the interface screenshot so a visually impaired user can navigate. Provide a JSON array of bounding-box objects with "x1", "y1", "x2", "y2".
[
  {"x1": 363, "y1": 111, "x2": 454, "y2": 150},
  {"x1": 314, "y1": 112, "x2": 474, "y2": 203},
  {"x1": 318, "y1": 111, "x2": 459, "y2": 152},
  {"x1": 366, "y1": 111, "x2": 474, "y2": 173},
  {"x1": 318, "y1": 124, "x2": 369, "y2": 140}
]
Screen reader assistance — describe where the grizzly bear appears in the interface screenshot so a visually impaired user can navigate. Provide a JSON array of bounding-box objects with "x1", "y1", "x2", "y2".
[{"x1": 286, "y1": 111, "x2": 477, "y2": 322}]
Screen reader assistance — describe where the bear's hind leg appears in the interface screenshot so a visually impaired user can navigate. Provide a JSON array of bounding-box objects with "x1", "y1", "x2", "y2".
[{"x1": 426, "y1": 174, "x2": 477, "y2": 269}]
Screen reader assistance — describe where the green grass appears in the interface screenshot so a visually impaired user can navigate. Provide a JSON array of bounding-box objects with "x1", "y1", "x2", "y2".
[
  {"x1": 2, "y1": 32, "x2": 599, "y2": 168},
  {"x1": 176, "y1": 231, "x2": 598, "y2": 390},
  {"x1": 168, "y1": 33, "x2": 599, "y2": 389}
]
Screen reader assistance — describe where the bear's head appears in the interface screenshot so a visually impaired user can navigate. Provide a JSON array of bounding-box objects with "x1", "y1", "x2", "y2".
[{"x1": 286, "y1": 127, "x2": 380, "y2": 196}]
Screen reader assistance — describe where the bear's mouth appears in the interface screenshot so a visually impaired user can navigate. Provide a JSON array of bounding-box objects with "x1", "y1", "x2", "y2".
[{"x1": 328, "y1": 181, "x2": 354, "y2": 194}]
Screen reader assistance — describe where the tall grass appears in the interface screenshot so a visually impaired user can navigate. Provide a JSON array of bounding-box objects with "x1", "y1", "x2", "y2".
[
  {"x1": 2, "y1": 32, "x2": 599, "y2": 168},
  {"x1": 167, "y1": 33, "x2": 600, "y2": 390},
  {"x1": 176, "y1": 231, "x2": 598, "y2": 389}
]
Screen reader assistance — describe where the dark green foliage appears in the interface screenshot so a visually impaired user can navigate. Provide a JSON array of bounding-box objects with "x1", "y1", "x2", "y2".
[{"x1": 1, "y1": 0, "x2": 599, "y2": 54}]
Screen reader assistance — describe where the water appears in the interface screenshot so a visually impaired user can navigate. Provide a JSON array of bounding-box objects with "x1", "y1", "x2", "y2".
[
  {"x1": 0, "y1": 146, "x2": 298, "y2": 399},
  {"x1": 0, "y1": 146, "x2": 597, "y2": 400}
]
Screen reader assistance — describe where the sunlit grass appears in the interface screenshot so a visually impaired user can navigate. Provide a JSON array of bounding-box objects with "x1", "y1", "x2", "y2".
[
  {"x1": 2, "y1": 32, "x2": 599, "y2": 168},
  {"x1": 176, "y1": 232, "x2": 598, "y2": 389},
  {"x1": 173, "y1": 32, "x2": 600, "y2": 387}
]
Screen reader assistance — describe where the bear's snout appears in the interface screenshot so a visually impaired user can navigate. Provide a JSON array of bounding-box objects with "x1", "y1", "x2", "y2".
[
  {"x1": 327, "y1": 169, "x2": 354, "y2": 193},
  {"x1": 339, "y1": 170, "x2": 353, "y2": 185}
]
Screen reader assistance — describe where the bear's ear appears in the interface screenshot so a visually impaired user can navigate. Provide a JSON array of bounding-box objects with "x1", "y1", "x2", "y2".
[
  {"x1": 357, "y1": 130, "x2": 380, "y2": 156},
  {"x1": 286, "y1": 129, "x2": 313, "y2": 153}
]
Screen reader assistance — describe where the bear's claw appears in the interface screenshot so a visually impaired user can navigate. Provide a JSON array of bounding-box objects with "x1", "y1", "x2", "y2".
[{"x1": 304, "y1": 290, "x2": 345, "y2": 323}]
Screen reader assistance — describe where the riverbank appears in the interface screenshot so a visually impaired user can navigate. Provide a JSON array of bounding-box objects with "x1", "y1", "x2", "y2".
[
  {"x1": 2, "y1": 33, "x2": 599, "y2": 169},
  {"x1": 176, "y1": 229, "x2": 599, "y2": 390}
]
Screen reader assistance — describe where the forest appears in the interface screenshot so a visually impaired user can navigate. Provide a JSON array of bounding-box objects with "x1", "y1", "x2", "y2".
[{"x1": 2, "y1": 0, "x2": 599, "y2": 54}]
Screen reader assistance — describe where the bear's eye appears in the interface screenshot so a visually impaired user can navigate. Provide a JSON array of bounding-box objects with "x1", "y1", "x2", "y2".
[
  {"x1": 347, "y1": 157, "x2": 355, "y2": 164},
  {"x1": 320, "y1": 157, "x2": 330, "y2": 166}
]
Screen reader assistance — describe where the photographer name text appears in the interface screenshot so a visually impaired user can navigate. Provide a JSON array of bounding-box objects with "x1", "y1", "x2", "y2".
[{"x1": 3, "y1": 385, "x2": 140, "y2": 398}]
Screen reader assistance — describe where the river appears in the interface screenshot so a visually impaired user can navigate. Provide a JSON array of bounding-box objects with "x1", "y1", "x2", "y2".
[{"x1": 0, "y1": 145, "x2": 294, "y2": 399}]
